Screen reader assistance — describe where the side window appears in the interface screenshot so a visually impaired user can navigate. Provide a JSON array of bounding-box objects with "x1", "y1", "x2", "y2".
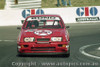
[
  {"x1": 54, "y1": 21, "x2": 59, "y2": 25},
  {"x1": 26, "y1": 21, "x2": 31, "y2": 28}
]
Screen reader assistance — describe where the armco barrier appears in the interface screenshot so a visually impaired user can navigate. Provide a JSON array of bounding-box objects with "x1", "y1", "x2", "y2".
[{"x1": 0, "y1": 6, "x2": 100, "y2": 26}]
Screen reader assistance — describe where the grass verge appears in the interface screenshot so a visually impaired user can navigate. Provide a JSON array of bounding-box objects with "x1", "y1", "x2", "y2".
[
  {"x1": 42, "y1": 0, "x2": 100, "y2": 8},
  {"x1": 0, "y1": 0, "x2": 5, "y2": 9}
]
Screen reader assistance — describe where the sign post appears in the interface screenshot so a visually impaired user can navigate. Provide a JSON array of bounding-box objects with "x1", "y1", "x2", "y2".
[{"x1": 15, "y1": 0, "x2": 18, "y2": 4}]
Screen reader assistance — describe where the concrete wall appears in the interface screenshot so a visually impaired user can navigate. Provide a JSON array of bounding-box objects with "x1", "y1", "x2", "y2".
[{"x1": 0, "y1": 6, "x2": 100, "y2": 26}]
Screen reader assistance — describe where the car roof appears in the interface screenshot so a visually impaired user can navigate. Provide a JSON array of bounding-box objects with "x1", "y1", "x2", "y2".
[{"x1": 27, "y1": 14, "x2": 61, "y2": 18}]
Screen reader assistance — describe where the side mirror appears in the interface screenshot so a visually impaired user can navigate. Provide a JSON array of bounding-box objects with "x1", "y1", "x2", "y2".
[
  {"x1": 17, "y1": 27, "x2": 21, "y2": 30},
  {"x1": 21, "y1": 20, "x2": 25, "y2": 24},
  {"x1": 66, "y1": 26, "x2": 70, "y2": 28}
]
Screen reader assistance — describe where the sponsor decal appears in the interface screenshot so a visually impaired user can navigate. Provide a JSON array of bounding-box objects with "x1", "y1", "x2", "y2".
[
  {"x1": 76, "y1": 7, "x2": 100, "y2": 22},
  {"x1": 34, "y1": 30, "x2": 52, "y2": 36},
  {"x1": 76, "y1": 7, "x2": 98, "y2": 16},
  {"x1": 25, "y1": 30, "x2": 34, "y2": 32},
  {"x1": 22, "y1": 9, "x2": 44, "y2": 18},
  {"x1": 27, "y1": 17, "x2": 60, "y2": 20},
  {"x1": 76, "y1": 17, "x2": 99, "y2": 21}
]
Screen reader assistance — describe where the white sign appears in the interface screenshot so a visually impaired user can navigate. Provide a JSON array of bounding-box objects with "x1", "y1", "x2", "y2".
[{"x1": 0, "y1": 6, "x2": 100, "y2": 26}]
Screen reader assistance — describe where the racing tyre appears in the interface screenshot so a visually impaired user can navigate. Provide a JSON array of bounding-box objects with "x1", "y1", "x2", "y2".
[
  {"x1": 63, "y1": 48, "x2": 70, "y2": 57},
  {"x1": 17, "y1": 48, "x2": 24, "y2": 57}
]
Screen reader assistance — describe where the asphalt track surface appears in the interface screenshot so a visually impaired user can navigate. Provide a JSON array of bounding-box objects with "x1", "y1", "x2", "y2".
[{"x1": 0, "y1": 23, "x2": 100, "y2": 67}]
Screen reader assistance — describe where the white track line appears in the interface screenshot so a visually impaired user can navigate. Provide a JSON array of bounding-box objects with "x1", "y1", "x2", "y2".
[
  {"x1": 97, "y1": 47, "x2": 100, "y2": 50},
  {"x1": 0, "y1": 40, "x2": 16, "y2": 42},
  {"x1": 79, "y1": 43, "x2": 100, "y2": 59}
]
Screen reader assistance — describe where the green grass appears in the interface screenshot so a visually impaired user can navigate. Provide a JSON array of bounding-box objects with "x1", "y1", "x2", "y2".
[
  {"x1": 1, "y1": 0, "x2": 100, "y2": 9},
  {"x1": 0, "y1": 0, "x2": 5, "y2": 9},
  {"x1": 42, "y1": 0, "x2": 100, "y2": 8}
]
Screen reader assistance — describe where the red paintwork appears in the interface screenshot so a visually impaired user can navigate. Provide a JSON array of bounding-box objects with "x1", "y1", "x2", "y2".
[{"x1": 17, "y1": 15, "x2": 70, "y2": 54}]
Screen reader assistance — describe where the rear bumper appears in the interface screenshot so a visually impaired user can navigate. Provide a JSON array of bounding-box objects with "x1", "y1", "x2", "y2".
[{"x1": 17, "y1": 42, "x2": 70, "y2": 53}]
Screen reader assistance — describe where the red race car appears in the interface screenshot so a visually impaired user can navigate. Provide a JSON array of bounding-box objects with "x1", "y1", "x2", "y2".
[{"x1": 17, "y1": 15, "x2": 70, "y2": 57}]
